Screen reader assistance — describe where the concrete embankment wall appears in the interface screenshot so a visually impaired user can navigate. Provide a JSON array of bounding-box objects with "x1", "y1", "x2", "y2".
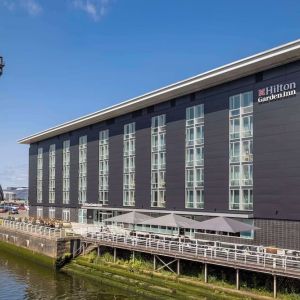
[{"x1": 0, "y1": 226, "x2": 80, "y2": 265}]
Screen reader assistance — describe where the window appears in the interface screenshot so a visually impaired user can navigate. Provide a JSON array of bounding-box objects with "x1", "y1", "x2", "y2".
[
  {"x1": 185, "y1": 104, "x2": 204, "y2": 209},
  {"x1": 99, "y1": 130, "x2": 109, "y2": 205},
  {"x1": 62, "y1": 209, "x2": 70, "y2": 222},
  {"x1": 230, "y1": 141, "x2": 240, "y2": 163},
  {"x1": 49, "y1": 144, "x2": 55, "y2": 204},
  {"x1": 37, "y1": 206, "x2": 43, "y2": 218},
  {"x1": 37, "y1": 148, "x2": 43, "y2": 203},
  {"x1": 78, "y1": 209, "x2": 87, "y2": 223},
  {"x1": 63, "y1": 140, "x2": 70, "y2": 204},
  {"x1": 79, "y1": 135, "x2": 87, "y2": 204},
  {"x1": 151, "y1": 115, "x2": 166, "y2": 208},
  {"x1": 49, "y1": 207, "x2": 55, "y2": 219},
  {"x1": 123, "y1": 123, "x2": 136, "y2": 206},
  {"x1": 229, "y1": 91, "x2": 253, "y2": 211}
]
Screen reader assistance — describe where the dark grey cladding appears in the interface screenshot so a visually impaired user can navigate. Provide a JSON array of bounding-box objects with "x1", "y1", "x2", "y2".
[{"x1": 28, "y1": 59, "x2": 300, "y2": 221}]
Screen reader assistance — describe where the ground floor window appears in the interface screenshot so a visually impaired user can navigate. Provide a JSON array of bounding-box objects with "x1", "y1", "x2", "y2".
[
  {"x1": 49, "y1": 207, "x2": 55, "y2": 219},
  {"x1": 37, "y1": 206, "x2": 43, "y2": 218},
  {"x1": 229, "y1": 189, "x2": 253, "y2": 211},
  {"x1": 93, "y1": 210, "x2": 113, "y2": 224},
  {"x1": 78, "y1": 209, "x2": 87, "y2": 223},
  {"x1": 62, "y1": 209, "x2": 70, "y2": 222}
]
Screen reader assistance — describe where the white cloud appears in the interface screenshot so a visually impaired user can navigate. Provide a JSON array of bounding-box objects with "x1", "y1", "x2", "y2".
[
  {"x1": 73, "y1": 0, "x2": 111, "y2": 21},
  {"x1": 21, "y1": 0, "x2": 42, "y2": 16},
  {"x1": 0, "y1": 163, "x2": 28, "y2": 189},
  {"x1": 0, "y1": 0, "x2": 42, "y2": 16}
]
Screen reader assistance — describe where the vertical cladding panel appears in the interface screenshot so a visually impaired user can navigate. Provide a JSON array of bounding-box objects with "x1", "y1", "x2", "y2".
[
  {"x1": 165, "y1": 109, "x2": 185, "y2": 210},
  {"x1": 55, "y1": 139, "x2": 63, "y2": 207},
  {"x1": 254, "y1": 67, "x2": 300, "y2": 220},
  {"x1": 69, "y1": 132, "x2": 79, "y2": 209},
  {"x1": 87, "y1": 126, "x2": 99, "y2": 203},
  {"x1": 108, "y1": 124, "x2": 123, "y2": 207},
  {"x1": 203, "y1": 95, "x2": 229, "y2": 212},
  {"x1": 28, "y1": 144, "x2": 37, "y2": 206},
  {"x1": 42, "y1": 142, "x2": 49, "y2": 206},
  {"x1": 135, "y1": 115, "x2": 151, "y2": 209}
]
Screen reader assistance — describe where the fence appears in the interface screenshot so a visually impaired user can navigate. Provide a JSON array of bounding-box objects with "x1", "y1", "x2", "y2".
[
  {"x1": 0, "y1": 219, "x2": 75, "y2": 239},
  {"x1": 83, "y1": 232, "x2": 300, "y2": 276}
]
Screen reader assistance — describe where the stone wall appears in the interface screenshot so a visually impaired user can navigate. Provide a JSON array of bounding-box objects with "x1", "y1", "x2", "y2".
[{"x1": 0, "y1": 226, "x2": 78, "y2": 259}]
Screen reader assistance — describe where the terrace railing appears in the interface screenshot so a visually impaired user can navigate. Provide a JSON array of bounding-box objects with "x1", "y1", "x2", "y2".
[
  {"x1": 0, "y1": 219, "x2": 76, "y2": 239},
  {"x1": 83, "y1": 232, "x2": 300, "y2": 276}
]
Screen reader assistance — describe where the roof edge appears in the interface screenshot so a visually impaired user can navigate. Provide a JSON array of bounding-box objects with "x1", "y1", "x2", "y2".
[{"x1": 19, "y1": 39, "x2": 300, "y2": 144}]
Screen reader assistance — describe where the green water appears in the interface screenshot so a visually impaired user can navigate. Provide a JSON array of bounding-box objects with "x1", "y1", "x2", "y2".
[
  {"x1": 0, "y1": 250, "x2": 145, "y2": 300},
  {"x1": 0, "y1": 249, "x2": 258, "y2": 300}
]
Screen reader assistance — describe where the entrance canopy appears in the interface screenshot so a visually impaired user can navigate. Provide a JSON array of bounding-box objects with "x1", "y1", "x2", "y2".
[
  {"x1": 196, "y1": 216, "x2": 259, "y2": 233},
  {"x1": 104, "y1": 211, "x2": 153, "y2": 224},
  {"x1": 140, "y1": 213, "x2": 205, "y2": 229}
]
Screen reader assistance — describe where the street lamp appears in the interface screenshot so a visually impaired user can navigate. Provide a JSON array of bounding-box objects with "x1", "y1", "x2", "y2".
[{"x1": 0, "y1": 56, "x2": 4, "y2": 77}]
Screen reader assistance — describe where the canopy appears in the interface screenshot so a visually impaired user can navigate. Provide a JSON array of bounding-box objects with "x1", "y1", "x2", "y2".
[
  {"x1": 140, "y1": 213, "x2": 205, "y2": 229},
  {"x1": 196, "y1": 216, "x2": 259, "y2": 233},
  {"x1": 104, "y1": 211, "x2": 153, "y2": 224}
]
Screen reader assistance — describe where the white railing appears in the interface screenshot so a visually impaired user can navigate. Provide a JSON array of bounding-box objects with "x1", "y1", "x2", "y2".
[
  {"x1": 0, "y1": 220, "x2": 75, "y2": 239},
  {"x1": 83, "y1": 232, "x2": 300, "y2": 274}
]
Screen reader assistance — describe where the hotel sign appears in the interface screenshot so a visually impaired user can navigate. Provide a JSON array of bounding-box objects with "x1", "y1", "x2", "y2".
[{"x1": 258, "y1": 82, "x2": 296, "y2": 103}]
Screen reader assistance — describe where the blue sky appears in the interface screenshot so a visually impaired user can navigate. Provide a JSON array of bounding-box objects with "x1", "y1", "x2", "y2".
[{"x1": 0, "y1": 0, "x2": 299, "y2": 188}]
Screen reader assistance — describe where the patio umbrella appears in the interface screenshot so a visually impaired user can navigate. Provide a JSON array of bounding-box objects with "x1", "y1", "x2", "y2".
[
  {"x1": 140, "y1": 213, "x2": 205, "y2": 229},
  {"x1": 196, "y1": 216, "x2": 259, "y2": 233},
  {"x1": 104, "y1": 211, "x2": 153, "y2": 224}
]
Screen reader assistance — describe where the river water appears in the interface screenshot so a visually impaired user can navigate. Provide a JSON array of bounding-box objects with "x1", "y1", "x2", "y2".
[
  {"x1": 0, "y1": 250, "x2": 253, "y2": 300},
  {"x1": 0, "y1": 251, "x2": 141, "y2": 300}
]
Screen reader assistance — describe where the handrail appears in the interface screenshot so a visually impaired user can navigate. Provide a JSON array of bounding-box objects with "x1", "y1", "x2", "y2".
[
  {"x1": 0, "y1": 219, "x2": 76, "y2": 239},
  {"x1": 82, "y1": 232, "x2": 300, "y2": 275}
]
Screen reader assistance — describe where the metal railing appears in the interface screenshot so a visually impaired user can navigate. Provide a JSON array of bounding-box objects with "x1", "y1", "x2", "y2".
[
  {"x1": 0, "y1": 220, "x2": 76, "y2": 239},
  {"x1": 83, "y1": 232, "x2": 300, "y2": 275}
]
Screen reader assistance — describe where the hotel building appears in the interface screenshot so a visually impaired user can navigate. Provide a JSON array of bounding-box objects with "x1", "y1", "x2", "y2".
[{"x1": 19, "y1": 40, "x2": 300, "y2": 250}]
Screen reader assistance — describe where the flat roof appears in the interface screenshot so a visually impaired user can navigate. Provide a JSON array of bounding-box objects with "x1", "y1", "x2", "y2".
[{"x1": 19, "y1": 39, "x2": 300, "y2": 145}]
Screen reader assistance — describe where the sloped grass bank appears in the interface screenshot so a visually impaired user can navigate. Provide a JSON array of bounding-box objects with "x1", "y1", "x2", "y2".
[{"x1": 62, "y1": 252, "x2": 277, "y2": 300}]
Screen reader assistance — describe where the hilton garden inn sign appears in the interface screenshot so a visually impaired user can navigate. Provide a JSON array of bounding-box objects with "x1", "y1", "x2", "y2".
[{"x1": 258, "y1": 82, "x2": 297, "y2": 103}]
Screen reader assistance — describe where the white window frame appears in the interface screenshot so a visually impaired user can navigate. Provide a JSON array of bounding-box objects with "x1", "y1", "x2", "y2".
[
  {"x1": 229, "y1": 91, "x2": 253, "y2": 211},
  {"x1": 99, "y1": 130, "x2": 109, "y2": 205},
  {"x1": 63, "y1": 140, "x2": 70, "y2": 204},
  {"x1": 62, "y1": 209, "x2": 71, "y2": 222},
  {"x1": 78, "y1": 135, "x2": 87, "y2": 204},
  {"x1": 185, "y1": 104, "x2": 204, "y2": 209},
  {"x1": 151, "y1": 115, "x2": 166, "y2": 208}
]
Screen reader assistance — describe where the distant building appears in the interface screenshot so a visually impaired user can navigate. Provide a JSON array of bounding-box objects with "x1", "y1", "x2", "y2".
[{"x1": 3, "y1": 187, "x2": 28, "y2": 201}]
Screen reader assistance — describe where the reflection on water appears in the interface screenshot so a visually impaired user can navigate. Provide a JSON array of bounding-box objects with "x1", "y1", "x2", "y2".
[{"x1": 0, "y1": 251, "x2": 139, "y2": 300}]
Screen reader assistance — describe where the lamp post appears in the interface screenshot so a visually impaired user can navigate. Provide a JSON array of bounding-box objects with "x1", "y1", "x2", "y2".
[{"x1": 0, "y1": 56, "x2": 4, "y2": 77}]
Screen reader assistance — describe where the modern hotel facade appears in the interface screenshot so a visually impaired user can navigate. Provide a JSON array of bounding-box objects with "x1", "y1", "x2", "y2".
[{"x1": 20, "y1": 40, "x2": 300, "y2": 250}]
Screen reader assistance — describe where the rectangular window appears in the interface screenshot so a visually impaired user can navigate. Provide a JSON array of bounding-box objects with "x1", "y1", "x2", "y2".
[
  {"x1": 78, "y1": 209, "x2": 87, "y2": 223},
  {"x1": 79, "y1": 135, "x2": 87, "y2": 204},
  {"x1": 62, "y1": 209, "x2": 70, "y2": 222},
  {"x1": 37, "y1": 147, "x2": 43, "y2": 203},
  {"x1": 185, "y1": 104, "x2": 204, "y2": 209},
  {"x1": 151, "y1": 115, "x2": 166, "y2": 208},
  {"x1": 229, "y1": 91, "x2": 253, "y2": 211},
  {"x1": 37, "y1": 206, "x2": 43, "y2": 218},
  {"x1": 63, "y1": 140, "x2": 70, "y2": 204},
  {"x1": 49, "y1": 207, "x2": 55, "y2": 219},
  {"x1": 99, "y1": 130, "x2": 109, "y2": 205},
  {"x1": 49, "y1": 144, "x2": 55, "y2": 204}
]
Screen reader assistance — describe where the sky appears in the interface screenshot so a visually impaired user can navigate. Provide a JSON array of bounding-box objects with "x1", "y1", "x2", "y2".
[{"x1": 0, "y1": 0, "x2": 299, "y2": 188}]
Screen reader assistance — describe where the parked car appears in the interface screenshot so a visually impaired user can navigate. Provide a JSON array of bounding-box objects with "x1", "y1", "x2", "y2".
[
  {"x1": 10, "y1": 208, "x2": 19, "y2": 214},
  {"x1": 0, "y1": 206, "x2": 7, "y2": 213}
]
